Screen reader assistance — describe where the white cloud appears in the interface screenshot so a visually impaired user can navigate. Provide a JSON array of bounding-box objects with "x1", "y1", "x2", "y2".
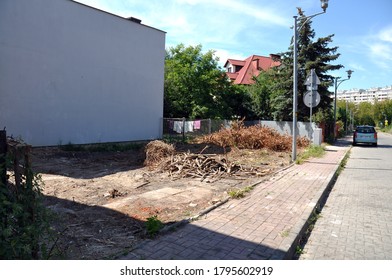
[
  {"x1": 379, "y1": 26, "x2": 392, "y2": 43},
  {"x1": 214, "y1": 48, "x2": 246, "y2": 66},
  {"x1": 348, "y1": 63, "x2": 366, "y2": 72},
  {"x1": 360, "y1": 26, "x2": 392, "y2": 71}
]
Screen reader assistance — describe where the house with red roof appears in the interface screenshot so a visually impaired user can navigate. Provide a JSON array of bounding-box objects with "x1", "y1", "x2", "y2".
[{"x1": 224, "y1": 54, "x2": 280, "y2": 85}]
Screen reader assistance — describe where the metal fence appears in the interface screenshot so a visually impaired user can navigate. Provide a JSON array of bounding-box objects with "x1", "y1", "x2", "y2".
[
  {"x1": 162, "y1": 118, "x2": 228, "y2": 141},
  {"x1": 162, "y1": 118, "x2": 320, "y2": 143}
]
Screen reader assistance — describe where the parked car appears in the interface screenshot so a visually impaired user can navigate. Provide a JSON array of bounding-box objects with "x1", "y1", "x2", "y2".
[{"x1": 353, "y1": 125, "x2": 377, "y2": 146}]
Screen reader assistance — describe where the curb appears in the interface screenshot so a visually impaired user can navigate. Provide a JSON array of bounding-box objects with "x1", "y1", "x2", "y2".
[
  {"x1": 117, "y1": 163, "x2": 296, "y2": 259},
  {"x1": 279, "y1": 145, "x2": 352, "y2": 260},
  {"x1": 160, "y1": 162, "x2": 296, "y2": 234},
  {"x1": 118, "y1": 141, "x2": 351, "y2": 260}
]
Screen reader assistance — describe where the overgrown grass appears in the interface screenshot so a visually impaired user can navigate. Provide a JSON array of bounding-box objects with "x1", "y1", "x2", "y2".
[
  {"x1": 380, "y1": 125, "x2": 392, "y2": 133},
  {"x1": 296, "y1": 144, "x2": 326, "y2": 164},
  {"x1": 59, "y1": 142, "x2": 144, "y2": 152},
  {"x1": 337, "y1": 149, "x2": 351, "y2": 176},
  {"x1": 227, "y1": 185, "x2": 255, "y2": 199}
]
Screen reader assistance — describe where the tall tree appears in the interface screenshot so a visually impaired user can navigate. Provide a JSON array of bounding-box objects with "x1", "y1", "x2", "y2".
[
  {"x1": 164, "y1": 44, "x2": 239, "y2": 119},
  {"x1": 270, "y1": 9, "x2": 343, "y2": 121},
  {"x1": 246, "y1": 70, "x2": 275, "y2": 120},
  {"x1": 356, "y1": 102, "x2": 375, "y2": 126}
]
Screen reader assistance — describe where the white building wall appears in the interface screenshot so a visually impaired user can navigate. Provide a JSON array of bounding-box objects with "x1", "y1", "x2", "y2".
[
  {"x1": 336, "y1": 86, "x2": 392, "y2": 104},
  {"x1": 0, "y1": 0, "x2": 166, "y2": 146}
]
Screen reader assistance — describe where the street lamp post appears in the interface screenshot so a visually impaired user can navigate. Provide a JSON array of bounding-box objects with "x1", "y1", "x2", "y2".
[
  {"x1": 292, "y1": 0, "x2": 329, "y2": 162},
  {"x1": 333, "y1": 70, "x2": 353, "y2": 140}
]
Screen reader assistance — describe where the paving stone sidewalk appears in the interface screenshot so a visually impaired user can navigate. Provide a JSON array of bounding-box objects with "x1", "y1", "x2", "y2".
[
  {"x1": 300, "y1": 135, "x2": 392, "y2": 260},
  {"x1": 119, "y1": 139, "x2": 350, "y2": 260}
]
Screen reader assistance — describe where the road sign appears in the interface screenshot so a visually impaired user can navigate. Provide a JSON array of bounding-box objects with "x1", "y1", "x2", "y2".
[
  {"x1": 303, "y1": 69, "x2": 321, "y2": 142},
  {"x1": 305, "y1": 69, "x2": 321, "y2": 90},
  {"x1": 303, "y1": 90, "x2": 321, "y2": 108},
  {"x1": 304, "y1": 69, "x2": 321, "y2": 108}
]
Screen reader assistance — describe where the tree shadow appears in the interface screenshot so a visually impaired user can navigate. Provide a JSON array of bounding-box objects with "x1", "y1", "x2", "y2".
[
  {"x1": 42, "y1": 194, "x2": 285, "y2": 260},
  {"x1": 30, "y1": 146, "x2": 147, "y2": 179},
  {"x1": 117, "y1": 222, "x2": 286, "y2": 260},
  {"x1": 42, "y1": 195, "x2": 147, "y2": 259}
]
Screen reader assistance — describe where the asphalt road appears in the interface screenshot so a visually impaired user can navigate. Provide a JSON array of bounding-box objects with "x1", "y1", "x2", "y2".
[{"x1": 300, "y1": 132, "x2": 392, "y2": 259}]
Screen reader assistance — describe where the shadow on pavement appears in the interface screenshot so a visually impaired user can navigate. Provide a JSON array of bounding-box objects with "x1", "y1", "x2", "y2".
[{"x1": 120, "y1": 222, "x2": 286, "y2": 260}]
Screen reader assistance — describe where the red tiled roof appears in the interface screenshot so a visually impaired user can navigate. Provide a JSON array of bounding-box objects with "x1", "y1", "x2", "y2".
[
  {"x1": 226, "y1": 72, "x2": 239, "y2": 80},
  {"x1": 225, "y1": 54, "x2": 280, "y2": 85},
  {"x1": 224, "y1": 59, "x2": 246, "y2": 68}
]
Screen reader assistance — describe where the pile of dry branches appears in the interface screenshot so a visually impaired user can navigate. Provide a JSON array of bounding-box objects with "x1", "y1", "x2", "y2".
[
  {"x1": 159, "y1": 152, "x2": 271, "y2": 181},
  {"x1": 144, "y1": 140, "x2": 175, "y2": 167},
  {"x1": 143, "y1": 122, "x2": 306, "y2": 181},
  {"x1": 197, "y1": 121, "x2": 310, "y2": 151}
]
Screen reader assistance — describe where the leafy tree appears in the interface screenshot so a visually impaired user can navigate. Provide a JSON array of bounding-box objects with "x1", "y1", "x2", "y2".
[
  {"x1": 373, "y1": 99, "x2": 392, "y2": 126},
  {"x1": 221, "y1": 84, "x2": 254, "y2": 119},
  {"x1": 246, "y1": 70, "x2": 275, "y2": 120},
  {"x1": 270, "y1": 9, "x2": 343, "y2": 121},
  {"x1": 356, "y1": 102, "x2": 375, "y2": 126},
  {"x1": 164, "y1": 44, "x2": 243, "y2": 119}
]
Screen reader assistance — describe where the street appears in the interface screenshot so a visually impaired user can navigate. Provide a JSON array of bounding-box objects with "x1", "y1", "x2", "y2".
[{"x1": 300, "y1": 133, "x2": 392, "y2": 259}]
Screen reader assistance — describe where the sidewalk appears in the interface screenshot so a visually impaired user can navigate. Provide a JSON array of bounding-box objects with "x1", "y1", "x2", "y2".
[
  {"x1": 119, "y1": 138, "x2": 351, "y2": 260},
  {"x1": 300, "y1": 133, "x2": 392, "y2": 259}
]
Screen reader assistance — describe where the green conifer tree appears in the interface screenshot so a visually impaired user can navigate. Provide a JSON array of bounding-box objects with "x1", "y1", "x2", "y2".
[{"x1": 270, "y1": 9, "x2": 343, "y2": 121}]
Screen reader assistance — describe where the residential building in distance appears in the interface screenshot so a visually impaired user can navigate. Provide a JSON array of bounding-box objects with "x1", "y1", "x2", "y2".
[
  {"x1": 224, "y1": 54, "x2": 280, "y2": 85},
  {"x1": 335, "y1": 86, "x2": 392, "y2": 104}
]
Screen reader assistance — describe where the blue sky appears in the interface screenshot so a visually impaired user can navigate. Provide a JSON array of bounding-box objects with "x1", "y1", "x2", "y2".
[{"x1": 74, "y1": 0, "x2": 392, "y2": 91}]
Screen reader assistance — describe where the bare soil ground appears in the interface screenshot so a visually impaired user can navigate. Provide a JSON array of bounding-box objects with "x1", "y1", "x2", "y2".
[{"x1": 31, "y1": 143, "x2": 291, "y2": 259}]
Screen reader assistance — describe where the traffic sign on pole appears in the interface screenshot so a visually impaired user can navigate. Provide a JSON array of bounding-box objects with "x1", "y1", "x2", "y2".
[
  {"x1": 304, "y1": 69, "x2": 321, "y2": 143},
  {"x1": 303, "y1": 90, "x2": 321, "y2": 108}
]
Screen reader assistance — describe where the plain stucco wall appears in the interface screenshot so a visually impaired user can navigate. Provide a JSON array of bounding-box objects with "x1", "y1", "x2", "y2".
[{"x1": 0, "y1": 0, "x2": 165, "y2": 146}]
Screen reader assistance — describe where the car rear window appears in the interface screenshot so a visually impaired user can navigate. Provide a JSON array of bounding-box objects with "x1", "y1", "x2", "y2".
[{"x1": 356, "y1": 127, "x2": 375, "y2": 133}]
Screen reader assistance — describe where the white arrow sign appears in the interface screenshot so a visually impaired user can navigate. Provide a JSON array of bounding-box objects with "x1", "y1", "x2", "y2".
[{"x1": 305, "y1": 69, "x2": 320, "y2": 91}]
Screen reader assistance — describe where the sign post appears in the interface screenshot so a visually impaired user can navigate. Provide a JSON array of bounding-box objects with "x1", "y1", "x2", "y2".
[{"x1": 304, "y1": 69, "x2": 321, "y2": 142}]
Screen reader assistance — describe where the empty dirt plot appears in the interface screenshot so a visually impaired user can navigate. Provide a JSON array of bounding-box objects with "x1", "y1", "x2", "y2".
[{"x1": 31, "y1": 141, "x2": 291, "y2": 259}]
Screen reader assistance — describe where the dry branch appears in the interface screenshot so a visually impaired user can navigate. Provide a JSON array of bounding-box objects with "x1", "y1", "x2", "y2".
[
  {"x1": 158, "y1": 152, "x2": 270, "y2": 181},
  {"x1": 144, "y1": 140, "x2": 175, "y2": 167}
]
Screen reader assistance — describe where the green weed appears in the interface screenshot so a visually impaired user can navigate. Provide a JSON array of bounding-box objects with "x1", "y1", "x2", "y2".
[
  {"x1": 145, "y1": 215, "x2": 164, "y2": 237},
  {"x1": 296, "y1": 144, "x2": 326, "y2": 164},
  {"x1": 228, "y1": 185, "x2": 255, "y2": 199}
]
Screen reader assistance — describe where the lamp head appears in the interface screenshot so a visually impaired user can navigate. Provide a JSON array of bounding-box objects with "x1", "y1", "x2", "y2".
[
  {"x1": 320, "y1": 0, "x2": 329, "y2": 12},
  {"x1": 347, "y1": 70, "x2": 353, "y2": 79}
]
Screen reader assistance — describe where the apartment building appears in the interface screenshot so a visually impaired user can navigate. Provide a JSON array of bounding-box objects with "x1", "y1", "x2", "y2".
[{"x1": 336, "y1": 86, "x2": 392, "y2": 104}]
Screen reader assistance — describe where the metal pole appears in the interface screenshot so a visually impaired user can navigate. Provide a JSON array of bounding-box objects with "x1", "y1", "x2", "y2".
[
  {"x1": 333, "y1": 78, "x2": 337, "y2": 140},
  {"x1": 309, "y1": 70, "x2": 314, "y2": 143},
  {"x1": 345, "y1": 101, "x2": 348, "y2": 135},
  {"x1": 292, "y1": 16, "x2": 298, "y2": 162},
  {"x1": 0, "y1": 130, "x2": 7, "y2": 187}
]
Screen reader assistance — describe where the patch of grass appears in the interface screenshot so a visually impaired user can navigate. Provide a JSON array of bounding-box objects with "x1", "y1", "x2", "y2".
[
  {"x1": 296, "y1": 144, "x2": 326, "y2": 164},
  {"x1": 380, "y1": 125, "x2": 392, "y2": 133},
  {"x1": 280, "y1": 228, "x2": 291, "y2": 238},
  {"x1": 337, "y1": 149, "x2": 351, "y2": 175},
  {"x1": 145, "y1": 215, "x2": 164, "y2": 237},
  {"x1": 227, "y1": 185, "x2": 255, "y2": 199},
  {"x1": 295, "y1": 246, "x2": 304, "y2": 255}
]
